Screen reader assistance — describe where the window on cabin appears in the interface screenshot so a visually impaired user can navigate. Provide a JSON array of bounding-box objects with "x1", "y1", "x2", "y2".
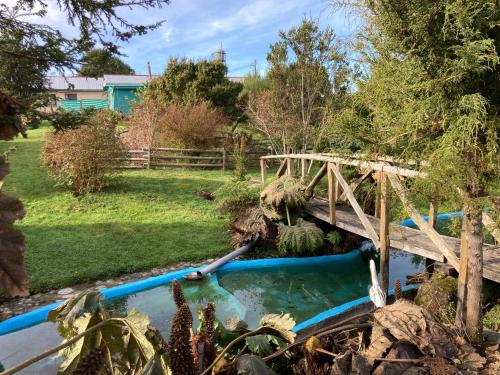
[{"x1": 65, "y1": 93, "x2": 77, "y2": 100}]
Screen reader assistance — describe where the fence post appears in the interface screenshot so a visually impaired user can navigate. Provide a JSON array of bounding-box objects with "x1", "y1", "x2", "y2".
[
  {"x1": 301, "y1": 159, "x2": 308, "y2": 178},
  {"x1": 426, "y1": 201, "x2": 438, "y2": 275},
  {"x1": 222, "y1": 148, "x2": 227, "y2": 171},
  {"x1": 286, "y1": 158, "x2": 295, "y2": 176},
  {"x1": 328, "y1": 162, "x2": 336, "y2": 225},
  {"x1": 379, "y1": 170, "x2": 390, "y2": 297},
  {"x1": 260, "y1": 159, "x2": 267, "y2": 183},
  {"x1": 145, "y1": 147, "x2": 151, "y2": 169}
]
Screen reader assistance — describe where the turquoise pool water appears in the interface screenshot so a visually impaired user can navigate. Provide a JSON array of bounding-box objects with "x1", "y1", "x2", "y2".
[{"x1": 0, "y1": 250, "x2": 422, "y2": 373}]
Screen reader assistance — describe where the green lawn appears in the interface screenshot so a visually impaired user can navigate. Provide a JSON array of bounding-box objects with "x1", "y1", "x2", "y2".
[{"x1": 0, "y1": 126, "x2": 238, "y2": 293}]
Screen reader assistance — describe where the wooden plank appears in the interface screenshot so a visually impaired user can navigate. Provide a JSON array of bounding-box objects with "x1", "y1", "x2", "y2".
[
  {"x1": 260, "y1": 159, "x2": 267, "y2": 183},
  {"x1": 151, "y1": 147, "x2": 223, "y2": 153},
  {"x1": 301, "y1": 159, "x2": 308, "y2": 178},
  {"x1": 276, "y1": 159, "x2": 287, "y2": 178},
  {"x1": 222, "y1": 148, "x2": 227, "y2": 171},
  {"x1": 331, "y1": 164, "x2": 381, "y2": 248},
  {"x1": 387, "y1": 174, "x2": 460, "y2": 270},
  {"x1": 261, "y1": 154, "x2": 423, "y2": 178},
  {"x1": 305, "y1": 162, "x2": 327, "y2": 195},
  {"x1": 327, "y1": 162, "x2": 336, "y2": 225},
  {"x1": 304, "y1": 199, "x2": 500, "y2": 283},
  {"x1": 151, "y1": 163, "x2": 223, "y2": 168},
  {"x1": 153, "y1": 155, "x2": 223, "y2": 160},
  {"x1": 379, "y1": 171, "x2": 390, "y2": 295},
  {"x1": 287, "y1": 158, "x2": 295, "y2": 176}
]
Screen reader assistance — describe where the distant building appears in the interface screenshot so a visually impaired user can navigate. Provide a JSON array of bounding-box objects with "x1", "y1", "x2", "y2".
[{"x1": 46, "y1": 73, "x2": 242, "y2": 115}]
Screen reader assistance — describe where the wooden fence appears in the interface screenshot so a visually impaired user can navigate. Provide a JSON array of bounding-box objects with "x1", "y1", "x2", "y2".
[
  {"x1": 119, "y1": 148, "x2": 227, "y2": 170},
  {"x1": 119, "y1": 144, "x2": 273, "y2": 170}
]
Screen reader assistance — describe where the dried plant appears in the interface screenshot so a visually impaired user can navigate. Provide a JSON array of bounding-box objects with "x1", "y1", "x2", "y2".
[
  {"x1": 168, "y1": 304, "x2": 195, "y2": 375},
  {"x1": 230, "y1": 207, "x2": 277, "y2": 248},
  {"x1": 43, "y1": 112, "x2": 124, "y2": 194},
  {"x1": 124, "y1": 100, "x2": 229, "y2": 149},
  {"x1": 394, "y1": 279, "x2": 402, "y2": 301},
  {"x1": 72, "y1": 345, "x2": 108, "y2": 375}
]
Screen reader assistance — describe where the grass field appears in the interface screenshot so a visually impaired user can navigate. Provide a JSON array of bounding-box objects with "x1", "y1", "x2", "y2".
[{"x1": 0, "y1": 126, "x2": 240, "y2": 293}]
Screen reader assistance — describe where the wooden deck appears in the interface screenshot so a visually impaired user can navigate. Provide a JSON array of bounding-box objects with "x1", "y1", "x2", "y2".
[{"x1": 305, "y1": 197, "x2": 500, "y2": 283}]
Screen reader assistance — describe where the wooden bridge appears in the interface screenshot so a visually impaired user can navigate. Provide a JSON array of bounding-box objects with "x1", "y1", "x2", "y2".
[{"x1": 259, "y1": 153, "x2": 500, "y2": 288}]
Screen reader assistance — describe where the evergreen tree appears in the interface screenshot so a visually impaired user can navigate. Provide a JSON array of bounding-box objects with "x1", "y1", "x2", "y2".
[
  {"x1": 79, "y1": 49, "x2": 135, "y2": 77},
  {"x1": 142, "y1": 58, "x2": 243, "y2": 119},
  {"x1": 333, "y1": 0, "x2": 499, "y2": 340}
]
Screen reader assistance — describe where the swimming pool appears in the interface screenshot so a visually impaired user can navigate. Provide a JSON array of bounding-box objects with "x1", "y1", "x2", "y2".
[{"x1": 0, "y1": 249, "x2": 423, "y2": 373}]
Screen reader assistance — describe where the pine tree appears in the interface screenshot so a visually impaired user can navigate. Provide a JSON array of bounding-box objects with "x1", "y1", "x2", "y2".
[{"x1": 333, "y1": 0, "x2": 499, "y2": 341}]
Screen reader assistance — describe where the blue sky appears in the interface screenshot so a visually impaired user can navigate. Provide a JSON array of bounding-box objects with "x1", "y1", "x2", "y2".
[
  {"x1": 11, "y1": 0, "x2": 357, "y2": 77},
  {"x1": 116, "y1": 0, "x2": 355, "y2": 76}
]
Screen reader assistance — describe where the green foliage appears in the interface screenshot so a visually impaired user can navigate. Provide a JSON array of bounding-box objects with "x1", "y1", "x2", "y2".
[
  {"x1": 248, "y1": 18, "x2": 349, "y2": 153},
  {"x1": 141, "y1": 58, "x2": 243, "y2": 119},
  {"x1": 332, "y1": 0, "x2": 499, "y2": 203},
  {"x1": 0, "y1": 0, "x2": 168, "y2": 121},
  {"x1": 483, "y1": 305, "x2": 500, "y2": 331},
  {"x1": 260, "y1": 175, "x2": 307, "y2": 221},
  {"x1": 326, "y1": 230, "x2": 342, "y2": 246},
  {"x1": 277, "y1": 219, "x2": 325, "y2": 255},
  {"x1": 213, "y1": 181, "x2": 260, "y2": 216},
  {"x1": 47, "y1": 107, "x2": 96, "y2": 133},
  {"x1": 79, "y1": 49, "x2": 135, "y2": 77},
  {"x1": 0, "y1": 127, "x2": 236, "y2": 292},
  {"x1": 43, "y1": 112, "x2": 124, "y2": 194},
  {"x1": 48, "y1": 291, "x2": 162, "y2": 374}
]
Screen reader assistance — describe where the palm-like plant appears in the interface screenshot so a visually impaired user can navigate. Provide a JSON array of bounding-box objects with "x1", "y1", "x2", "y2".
[
  {"x1": 277, "y1": 219, "x2": 325, "y2": 255},
  {"x1": 260, "y1": 175, "x2": 307, "y2": 225}
]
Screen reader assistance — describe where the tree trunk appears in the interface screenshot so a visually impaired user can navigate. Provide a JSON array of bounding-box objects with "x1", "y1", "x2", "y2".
[{"x1": 463, "y1": 201, "x2": 483, "y2": 342}]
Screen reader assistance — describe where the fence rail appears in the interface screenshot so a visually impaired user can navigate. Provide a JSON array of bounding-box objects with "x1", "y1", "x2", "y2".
[
  {"x1": 119, "y1": 145, "x2": 272, "y2": 170},
  {"x1": 119, "y1": 147, "x2": 226, "y2": 170}
]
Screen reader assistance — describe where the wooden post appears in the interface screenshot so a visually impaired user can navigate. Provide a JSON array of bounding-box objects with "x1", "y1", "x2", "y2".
[
  {"x1": 379, "y1": 171, "x2": 390, "y2": 296},
  {"x1": 260, "y1": 159, "x2": 267, "y2": 183},
  {"x1": 327, "y1": 162, "x2": 336, "y2": 225},
  {"x1": 374, "y1": 172, "x2": 381, "y2": 218},
  {"x1": 335, "y1": 164, "x2": 342, "y2": 201},
  {"x1": 276, "y1": 159, "x2": 287, "y2": 178},
  {"x1": 426, "y1": 201, "x2": 438, "y2": 275},
  {"x1": 145, "y1": 147, "x2": 151, "y2": 169},
  {"x1": 222, "y1": 148, "x2": 227, "y2": 171},
  {"x1": 455, "y1": 222, "x2": 468, "y2": 327},
  {"x1": 286, "y1": 158, "x2": 295, "y2": 176},
  {"x1": 301, "y1": 159, "x2": 308, "y2": 178}
]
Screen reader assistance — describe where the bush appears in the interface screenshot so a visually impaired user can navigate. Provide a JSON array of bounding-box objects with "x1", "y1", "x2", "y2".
[
  {"x1": 47, "y1": 107, "x2": 96, "y2": 132},
  {"x1": 43, "y1": 112, "x2": 124, "y2": 194},
  {"x1": 213, "y1": 181, "x2": 260, "y2": 217},
  {"x1": 125, "y1": 100, "x2": 229, "y2": 149}
]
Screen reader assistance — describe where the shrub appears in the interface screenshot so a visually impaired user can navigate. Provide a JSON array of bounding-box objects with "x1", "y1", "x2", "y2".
[
  {"x1": 277, "y1": 219, "x2": 324, "y2": 255},
  {"x1": 260, "y1": 175, "x2": 307, "y2": 222},
  {"x1": 125, "y1": 100, "x2": 229, "y2": 149},
  {"x1": 326, "y1": 230, "x2": 342, "y2": 246},
  {"x1": 43, "y1": 113, "x2": 124, "y2": 194},
  {"x1": 213, "y1": 181, "x2": 260, "y2": 217},
  {"x1": 47, "y1": 107, "x2": 97, "y2": 132}
]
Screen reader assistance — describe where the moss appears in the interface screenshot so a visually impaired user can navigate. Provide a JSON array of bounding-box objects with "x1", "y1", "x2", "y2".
[
  {"x1": 415, "y1": 272, "x2": 457, "y2": 323},
  {"x1": 483, "y1": 305, "x2": 500, "y2": 332}
]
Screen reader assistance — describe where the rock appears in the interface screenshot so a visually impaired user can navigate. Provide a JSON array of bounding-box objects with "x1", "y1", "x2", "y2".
[
  {"x1": 57, "y1": 288, "x2": 74, "y2": 295},
  {"x1": 415, "y1": 272, "x2": 457, "y2": 323}
]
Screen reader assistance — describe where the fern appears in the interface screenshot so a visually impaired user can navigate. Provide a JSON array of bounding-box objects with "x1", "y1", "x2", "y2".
[
  {"x1": 260, "y1": 176, "x2": 307, "y2": 222},
  {"x1": 277, "y1": 219, "x2": 324, "y2": 255},
  {"x1": 326, "y1": 230, "x2": 342, "y2": 246}
]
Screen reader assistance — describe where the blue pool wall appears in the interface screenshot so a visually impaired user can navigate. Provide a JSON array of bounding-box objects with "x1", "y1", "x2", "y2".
[
  {"x1": 0, "y1": 210, "x2": 468, "y2": 337},
  {"x1": 0, "y1": 251, "x2": 362, "y2": 336}
]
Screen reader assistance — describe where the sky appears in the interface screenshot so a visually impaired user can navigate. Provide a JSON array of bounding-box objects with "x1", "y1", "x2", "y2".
[{"x1": 11, "y1": 0, "x2": 358, "y2": 77}]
